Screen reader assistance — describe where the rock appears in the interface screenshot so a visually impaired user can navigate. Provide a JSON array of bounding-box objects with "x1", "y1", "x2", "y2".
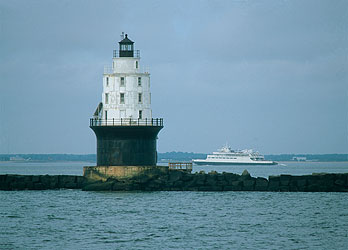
[
  {"x1": 223, "y1": 186, "x2": 234, "y2": 191},
  {"x1": 290, "y1": 176, "x2": 307, "y2": 192},
  {"x1": 168, "y1": 171, "x2": 183, "y2": 183},
  {"x1": 33, "y1": 183, "x2": 45, "y2": 190},
  {"x1": 268, "y1": 176, "x2": 280, "y2": 191},
  {"x1": 173, "y1": 180, "x2": 184, "y2": 189},
  {"x1": 186, "y1": 186, "x2": 199, "y2": 191},
  {"x1": 242, "y1": 169, "x2": 250, "y2": 176},
  {"x1": 40, "y1": 175, "x2": 51, "y2": 189},
  {"x1": 224, "y1": 173, "x2": 240, "y2": 185},
  {"x1": 255, "y1": 177, "x2": 268, "y2": 191},
  {"x1": 0, "y1": 175, "x2": 6, "y2": 182},
  {"x1": 65, "y1": 182, "x2": 78, "y2": 189},
  {"x1": 280, "y1": 175, "x2": 291, "y2": 186},
  {"x1": 289, "y1": 185, "x2": 298, "y2": 192},
  {"x1": 217, "y1": 180, "x2": 228, "y2": 187},
  {"x1": 76, "y1": 176, "x2": 86, "y2": 188},
  {"x1": 26, "y1": 181, "x2": 34, "y2": 190},
  {"x1": 206, "y1": 174, "x2": 217, "y2": 186},
  {"x1": 6, "y1": 175, "x2": 16, "y2": 183},
  {"x1": 82, "y1": 181, "x2": 114, "y2": 191},
  {"x1": 280, "y1": 186, "x2": 290, "y2": 192},
  {"x1": 32, "y1": 176, "x2": 40, "y2": 183},
  {"x1": 183, "y1": 178, "x2": 197, "y2": 189},
  {"x1": 136, "y1": 174, "x2": 151, "y2": 184},
  {"x1": 242, "y1": 179, "x2": 255, "y2": 191},
  {"x1": 181, "y1": 173, "x2": 193, "y2": 182},
  {"x1": 113, "y1": 181, "x2": 132, "y2": 191},
  {"x1": 210, "y1": 185, "x2": 223, "y2": 191},
  {"x1": 217, "y1": 174, "x2": 225, "y2": 182},
  {"x1": 194, "y1": 173, "x2": 206, "y2": 185},
  {"x1": 307, "y1": 175, "x2": 320, "y2": 186},
  {"x1": 229, "y1": 181, "x2": 243, "y2": 191}
]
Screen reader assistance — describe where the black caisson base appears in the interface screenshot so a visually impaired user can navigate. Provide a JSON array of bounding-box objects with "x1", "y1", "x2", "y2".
[{"x1": 90, "y1": 125, "x2": 163, "y2": 166}]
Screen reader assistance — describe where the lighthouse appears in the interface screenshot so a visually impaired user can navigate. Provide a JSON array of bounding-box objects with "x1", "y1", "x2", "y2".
[{"x1": 89, "y1": 34, "x2": 163, "y2": 167}]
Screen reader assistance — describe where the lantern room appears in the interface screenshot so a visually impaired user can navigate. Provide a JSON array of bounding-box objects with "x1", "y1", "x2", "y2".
[{"x1": 119, "y1": 34, "x2": 134, "y2": 57}]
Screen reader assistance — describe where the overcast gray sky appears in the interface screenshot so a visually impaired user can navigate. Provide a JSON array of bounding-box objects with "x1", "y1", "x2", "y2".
[{"x1": 0, "y1": 0, "x2": 347, "y2": 154}]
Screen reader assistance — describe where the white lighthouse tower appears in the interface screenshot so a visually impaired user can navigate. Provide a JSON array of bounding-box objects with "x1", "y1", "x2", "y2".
[
  {"x1": 95, "y1": 33, "x2": 152, "y2": 121},
  {"x1": 89, "y1": 33, "x2": 163, "y2": 167}
]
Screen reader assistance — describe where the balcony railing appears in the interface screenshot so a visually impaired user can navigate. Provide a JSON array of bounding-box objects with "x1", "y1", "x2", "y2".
[
  {"x1": 168, "y1": 162, "x2": 193, "y2": 172},
  {"x1": 90, "y1": 118, "x2": 163, "y2": 127},
  {"x1": 113, "y1": 50, "x2": 140, "y2": 58}
]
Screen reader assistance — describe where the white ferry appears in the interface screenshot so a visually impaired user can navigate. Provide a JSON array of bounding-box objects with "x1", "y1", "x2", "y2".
[{"x1": 192, "y1": 145, "x2": 277, "y2": 165}]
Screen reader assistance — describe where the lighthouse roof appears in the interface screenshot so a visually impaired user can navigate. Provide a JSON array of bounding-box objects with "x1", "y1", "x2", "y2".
[{"x1": 119, "y1": 34, "x2": 134, "y2": 44}]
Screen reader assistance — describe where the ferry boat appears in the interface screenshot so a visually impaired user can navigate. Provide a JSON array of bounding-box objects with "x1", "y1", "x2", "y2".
[{"x1": 192, "y1": 145, "x2": 277, "y2": 165}]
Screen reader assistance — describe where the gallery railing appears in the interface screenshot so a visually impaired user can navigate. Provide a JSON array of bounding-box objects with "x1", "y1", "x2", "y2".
[
  {"x1": 168, "y1": 162, "x2": 193, "y2": 172},
  {"x1": 90, "y1": 118, "x2": 163, "y2": 127}
]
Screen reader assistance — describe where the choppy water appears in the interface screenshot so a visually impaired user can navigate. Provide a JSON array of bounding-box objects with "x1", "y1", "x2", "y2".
[{"x1": 0, "y1": 190, "x2": 347, "y2": 249}]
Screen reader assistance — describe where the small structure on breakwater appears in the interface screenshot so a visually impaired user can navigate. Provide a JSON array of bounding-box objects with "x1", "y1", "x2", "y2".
[{"x1": 86, "y1": 33, "x2": 163, "y2": 178}]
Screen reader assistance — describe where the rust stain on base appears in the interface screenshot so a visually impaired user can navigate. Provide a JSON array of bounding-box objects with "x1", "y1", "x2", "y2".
[{"x1": 83, "y1": 166, "x2": 168, "y2": 181}]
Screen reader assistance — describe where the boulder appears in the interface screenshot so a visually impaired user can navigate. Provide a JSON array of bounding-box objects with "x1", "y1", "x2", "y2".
[
  {"x1": 242, "y1": 179, "x2": 255, "y2": 191},
  {"x1": 279, "y1": 186, "x2": 290, "y2": 192},
  {"x1": 194, "y1": 173, "x2": 206, "y2": 185},
  {"x1": 32, "y1": 176, "x2": 40, "y2": 183},
  {"x1": 168, "y1": 170, "x2": 183, "y2": 183},
  {"x1": 255, "y1": 177, "x2": 268, "y2": 191},
  {"x1": 33, "y1": 182, "x2": 45, "y2": 190},
  {"x1": 280, "y1": 175, "x2": 291, "y2": 186},
  {"x1": 0, "y1": 175, "x2": 6, "y2": 182},
  {"x1": 206, "y1": 174, "x2": 217, "y2": 186},
  {"x1": 268, "y1": 176, "x2": 280, "y2": 191},
  {"x1": 83, "y1": 181, "x2": 114, "y2": 191},
  {"x1": 181, "y1": 172, "x2": 193, "y2": 182},
  {"x1": 240, "y1": 170, "x2": 251, "y2": 180}
]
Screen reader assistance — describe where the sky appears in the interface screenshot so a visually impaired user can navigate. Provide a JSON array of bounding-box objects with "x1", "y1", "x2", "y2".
[{"x1": 0, "y1": 0, "x2": 347, "y2": 154}]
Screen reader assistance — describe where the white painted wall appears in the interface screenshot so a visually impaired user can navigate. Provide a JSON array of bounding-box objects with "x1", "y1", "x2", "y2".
[{"x1": 98, "y1": 55, "x2": 152, "y2": 120}]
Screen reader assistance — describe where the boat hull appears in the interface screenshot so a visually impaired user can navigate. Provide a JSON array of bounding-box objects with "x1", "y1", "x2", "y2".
[{"x1": 192, "y1": 160, "x2": 277, "y2": 165}]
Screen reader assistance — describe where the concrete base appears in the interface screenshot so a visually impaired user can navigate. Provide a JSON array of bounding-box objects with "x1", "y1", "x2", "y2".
[{"x1": 83, "y1": 165, "x2": 168, "y2": 181}]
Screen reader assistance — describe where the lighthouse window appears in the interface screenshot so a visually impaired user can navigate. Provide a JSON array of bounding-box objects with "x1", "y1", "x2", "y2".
[
  {"x1": 139, "y1": 110, "x2": 142, "y2": 119},
  {"x1": 105, "y1": 93, "x2": 109, "y2": 104},
  {"x1": 138, "y1": 93, "x2": 142, "y2": 103},
  {"x1": 120, "y1": 93, "x2": 125, "y2": 104},
  {"x1": 106, "y1": 77, "x2": 109, "y2": 87},
  {"x1": 138, "y1": 77, "x2": 141, "y2": 86},
  {"x1": 135, "y1": 61, "x2": 138, "y2": 69},
  {"x1": 120, "y1": 77, "x2": 125, "y2": 86}
]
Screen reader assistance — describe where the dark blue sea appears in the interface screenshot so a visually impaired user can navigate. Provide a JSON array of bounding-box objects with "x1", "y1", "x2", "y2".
[{"x1": 1, "y1": 162, "x2": 348, "y2": 249}]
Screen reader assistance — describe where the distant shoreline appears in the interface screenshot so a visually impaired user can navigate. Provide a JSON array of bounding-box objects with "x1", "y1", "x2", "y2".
[
  {"x1": 1, "y1": 160, "x2": 348, "y2": 164},
  {"x1": 0, "y1": 153, "x2": 347, "y2": 163},
  {"x1": 0, "y1": 160, "x2": 96, "y2": 164}
]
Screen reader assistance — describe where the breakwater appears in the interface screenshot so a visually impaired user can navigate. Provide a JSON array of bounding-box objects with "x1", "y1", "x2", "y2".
[
  {"x1": 1, "y1": 169, "x2": 347, "y2": 192},
  {"x1": 0, "y1": 175, "x2": 86, "y2": 190}
]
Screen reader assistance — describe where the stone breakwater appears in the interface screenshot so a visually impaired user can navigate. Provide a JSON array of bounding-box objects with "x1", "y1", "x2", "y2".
[
  {"x1": 1, "y1": 169, "x2": 348, "y2": 192},
  {"x1": 0, "y1": 175, "x2": 86, "y2": 191}
]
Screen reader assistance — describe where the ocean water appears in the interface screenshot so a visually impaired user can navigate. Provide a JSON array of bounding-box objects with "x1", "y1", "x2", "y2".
[
  {"x1": 0, "y1": 190, "x2": 347, "y2": 249},
  {"x1": 0, "y1": 161, "x2": 347, "y2": 178},
  {"x1": 1, "y1": 162, "x2": 348, "y2": 249}
]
